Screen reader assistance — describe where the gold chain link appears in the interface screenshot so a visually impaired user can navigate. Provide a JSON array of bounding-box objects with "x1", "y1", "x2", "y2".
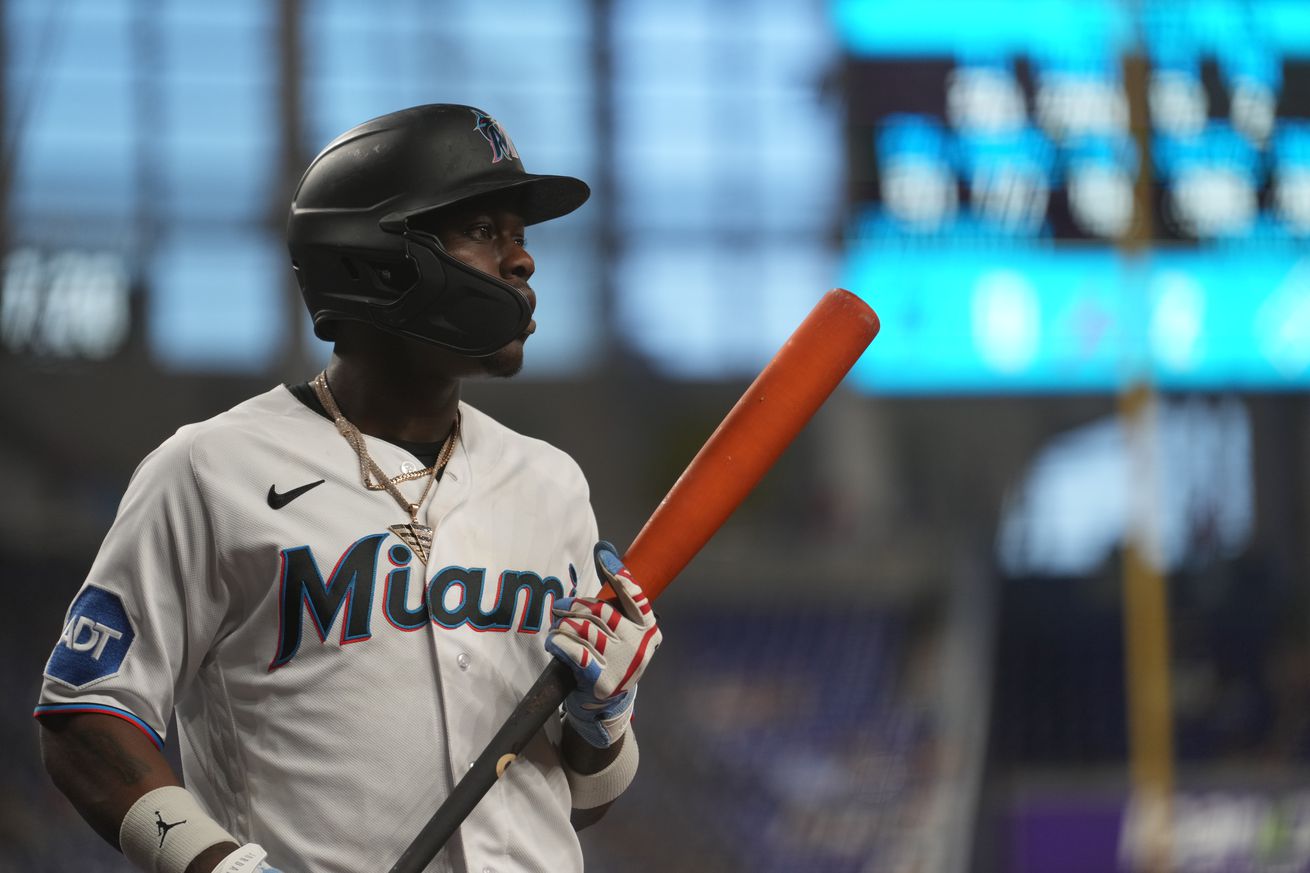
[{"x1": 310, "y1": 371, "x2": 460, "y2": 523}]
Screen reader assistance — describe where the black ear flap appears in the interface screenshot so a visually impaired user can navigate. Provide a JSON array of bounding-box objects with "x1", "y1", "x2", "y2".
[{"x1": 367, "y1": 259, "x2": 418, "y2": 294}]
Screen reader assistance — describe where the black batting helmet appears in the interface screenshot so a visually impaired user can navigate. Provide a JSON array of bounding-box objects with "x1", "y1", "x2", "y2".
[{"x1": 286, "y1": 104, "x2": 590, "y2": 355}]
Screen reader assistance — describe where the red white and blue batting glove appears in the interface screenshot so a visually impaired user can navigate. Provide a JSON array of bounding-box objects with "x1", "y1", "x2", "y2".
[
  {"x1": 545, "y1": 542, "x2": 662, "y2": 748},
  {"x1": 211, "y1": 843, "x2": 285, "y2": 873}
]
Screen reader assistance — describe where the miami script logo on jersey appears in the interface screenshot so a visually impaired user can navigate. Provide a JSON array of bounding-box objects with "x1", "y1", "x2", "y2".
[
  {"x1": 269, "y1": 535, "x2": 569, "y2": 670},
  {"x1": 45, "y1": 585, "x2": 136, "y2": 689},
  {"x1": 473, "y1": 110, "x2": 519, "y2": 164}
]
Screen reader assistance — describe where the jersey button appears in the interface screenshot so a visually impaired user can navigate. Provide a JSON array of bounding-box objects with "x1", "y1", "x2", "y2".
[
  {"x1": 400, "y1": 461, "x2": 416, "y2": 473},
  {"x1": 456, "y1": 652, "x2": 471, "y2": 670}
]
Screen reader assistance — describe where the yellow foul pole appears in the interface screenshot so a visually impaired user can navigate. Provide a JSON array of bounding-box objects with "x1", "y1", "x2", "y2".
[{"x1": 1118, "y1": 51, "x2": 1175, "y2": 873}]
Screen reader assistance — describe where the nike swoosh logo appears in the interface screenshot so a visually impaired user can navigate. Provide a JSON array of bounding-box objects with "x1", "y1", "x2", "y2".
[{"x1": 267, "y1": 479, "x2": 325, "y2": 509}]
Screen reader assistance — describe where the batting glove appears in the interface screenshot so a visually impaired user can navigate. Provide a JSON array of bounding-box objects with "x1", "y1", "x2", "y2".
[
  {"x1": 545, "y1": 542, "x2": 662, "y2": 748},
  {"x1": 211, "y1": 843, "x2": 285, "y2": 872}
]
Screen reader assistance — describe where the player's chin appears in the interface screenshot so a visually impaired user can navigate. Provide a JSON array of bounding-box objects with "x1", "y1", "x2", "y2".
[{"x1": 478, "y1": 340, "x2": 525, "y2": 379}]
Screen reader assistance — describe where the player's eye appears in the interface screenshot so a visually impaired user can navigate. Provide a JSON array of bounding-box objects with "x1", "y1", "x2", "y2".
[{"x1": 465, "y1": 222, "x2": 494, "y2": 240}]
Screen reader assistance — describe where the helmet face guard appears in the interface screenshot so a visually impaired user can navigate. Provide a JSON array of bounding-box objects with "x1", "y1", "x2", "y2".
[
  {"x1": 287, "y1": 104, "x2": 589, "y2": 356},
  {"x1": 358, "y1": 224, "x2": 533, "y2": 356}
]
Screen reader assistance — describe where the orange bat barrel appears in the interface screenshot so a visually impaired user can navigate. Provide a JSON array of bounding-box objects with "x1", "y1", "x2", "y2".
[
  {"x1": 389, "y1": 288, "x2": 878, "y2": 873},
  {"x1": 623, "y1": 287, "x2": 880, "y2": 599}
]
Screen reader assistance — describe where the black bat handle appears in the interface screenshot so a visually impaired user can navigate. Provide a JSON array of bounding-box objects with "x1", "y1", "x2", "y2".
[{"x1": 388, "y1": 658, "x2": 577, "y2": 873}]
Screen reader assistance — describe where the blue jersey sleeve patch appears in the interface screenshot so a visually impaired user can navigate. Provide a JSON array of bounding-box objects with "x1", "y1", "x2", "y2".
[{"x1": 44, "y1": 586, "x2": 136, "y2": 689}]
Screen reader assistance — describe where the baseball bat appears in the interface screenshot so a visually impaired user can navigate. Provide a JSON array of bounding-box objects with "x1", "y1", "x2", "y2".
[{"x1": 389, "y1": 288, "x2": 879, "y2": 873}]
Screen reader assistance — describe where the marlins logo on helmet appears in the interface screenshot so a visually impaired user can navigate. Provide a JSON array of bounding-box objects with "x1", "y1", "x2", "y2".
[{"x1": 474, "y1": 110, "x2": 520, "y2": 163}]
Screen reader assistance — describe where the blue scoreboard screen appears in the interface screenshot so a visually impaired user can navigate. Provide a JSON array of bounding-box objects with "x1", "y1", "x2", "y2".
[{"x1": 835, "y1": 0, "x2": 1310, "y2": 392}]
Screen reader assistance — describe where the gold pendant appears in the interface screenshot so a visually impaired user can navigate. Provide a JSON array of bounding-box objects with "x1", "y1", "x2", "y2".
[{"x1": 389, "y1": 522, "x2": 434, "y2": 563}]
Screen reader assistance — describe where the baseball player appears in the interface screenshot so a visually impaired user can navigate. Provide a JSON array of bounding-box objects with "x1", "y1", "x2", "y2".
[{"x1": 35, "y1": 104, "x2": 661, "y2": 873}]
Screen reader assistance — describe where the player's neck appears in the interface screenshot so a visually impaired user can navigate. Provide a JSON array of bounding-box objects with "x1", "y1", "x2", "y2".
[{"x1": 323, "y1": 352, "x2": 461, "y2": 445}]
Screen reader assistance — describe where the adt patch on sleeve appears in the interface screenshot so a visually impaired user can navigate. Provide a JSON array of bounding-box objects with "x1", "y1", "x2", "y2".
[{"x1": 45, "y1": 586, "x2": 136, "y2": 689}]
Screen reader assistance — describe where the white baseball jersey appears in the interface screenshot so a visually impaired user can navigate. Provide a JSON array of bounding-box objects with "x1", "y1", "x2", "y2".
[{"x1": 37, "y1": 385, "x2": 608, "y2": 873}]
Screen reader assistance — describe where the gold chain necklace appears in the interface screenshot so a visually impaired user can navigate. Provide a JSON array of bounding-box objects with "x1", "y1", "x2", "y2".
[{"x1": 310, "y1": 371, "x2": 459, "y2": 563}]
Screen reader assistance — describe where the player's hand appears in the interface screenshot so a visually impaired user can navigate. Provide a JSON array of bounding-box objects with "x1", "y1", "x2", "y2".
[{"x1": 545, "y1": 542, "x2": 662, "y2": 748}]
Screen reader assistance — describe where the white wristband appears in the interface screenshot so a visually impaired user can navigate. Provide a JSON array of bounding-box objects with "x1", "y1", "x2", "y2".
[
  {"x1": 565, "y1": 730, "x2": 640, "y2": 809},
  {"x1": 119, "y1": 785, "x2": 236, "y2": 873},
  {"x1": 212, "y1": 843, "x2": 277, "y2": 872}
]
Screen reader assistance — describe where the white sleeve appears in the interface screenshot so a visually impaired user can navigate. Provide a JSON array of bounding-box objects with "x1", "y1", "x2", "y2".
[{"x1": 35, "y1": 429, "x2": 226, "y2": 748}]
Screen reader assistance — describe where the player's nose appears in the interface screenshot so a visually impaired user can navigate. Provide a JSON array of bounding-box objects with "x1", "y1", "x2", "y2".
[{"x1": 501, "y1": 243, "x2": 535, "y2": 289}]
